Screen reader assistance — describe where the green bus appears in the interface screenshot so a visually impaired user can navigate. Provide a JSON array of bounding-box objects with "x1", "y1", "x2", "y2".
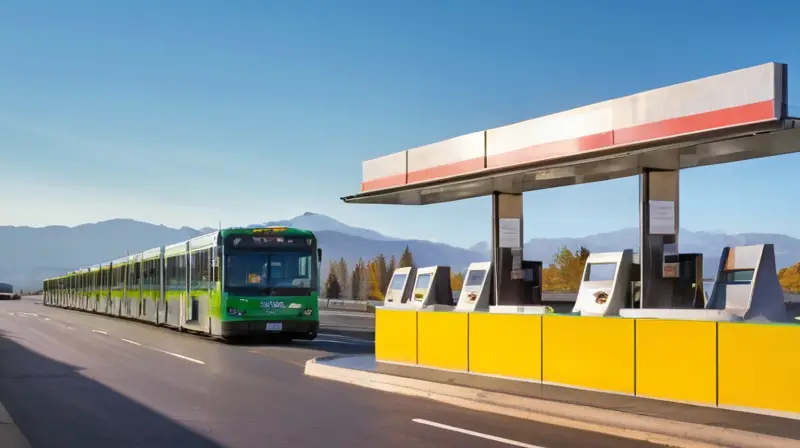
[{"x1": 42, "y1": 226, "x2": 321, "y2": 340}]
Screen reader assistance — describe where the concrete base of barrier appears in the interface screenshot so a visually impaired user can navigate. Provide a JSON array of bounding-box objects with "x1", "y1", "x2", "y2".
[
  {"x1": 305, "y1": 355, "x2": 800, "y2": 448},
  {"x1": 318, "y1": 298, "x2": 379, "y2": 313},
  {"x1": 0, "y1": 401, "x2": 31, "y2": 448}
]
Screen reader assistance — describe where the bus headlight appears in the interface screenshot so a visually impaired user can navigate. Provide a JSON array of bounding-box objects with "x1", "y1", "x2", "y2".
[
  {"x1": 227, "y1": 307, "x2": 244, "y2": 316},
  {"x1": 303, "y1": 308, "x2": 313, "y2": 316}
]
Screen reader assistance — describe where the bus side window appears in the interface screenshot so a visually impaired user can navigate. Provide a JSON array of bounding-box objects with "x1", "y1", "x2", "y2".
[{"x1": 211, "y1": 247, "x2": 219, "y2": 282}]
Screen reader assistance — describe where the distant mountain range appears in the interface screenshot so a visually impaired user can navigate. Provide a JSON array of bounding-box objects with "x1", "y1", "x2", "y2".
[{"x1": 1, "y1": 212, "x2": 799, "y2": 290}]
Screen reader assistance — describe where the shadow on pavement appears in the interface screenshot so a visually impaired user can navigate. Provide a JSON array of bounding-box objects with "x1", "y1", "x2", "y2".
[
  {"x1": 227, "y1": 334, "x2": 374, "y2": 356},
  {"x1": 288, "y1": 339, "x2": 374, "y2": 356},
  {"x1": 0, "y1": 329, "x2": 223, "y2": 448}
]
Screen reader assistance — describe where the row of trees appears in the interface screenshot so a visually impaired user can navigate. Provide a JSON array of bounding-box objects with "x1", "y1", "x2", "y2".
[
  {"x1": 323, "y1": 243, "x2": 800, "y2": 298},
  {"x1": 323, "y1": 246, "x2": 416, "y2": 300},
  {"x1": 322, "y1": 244, "x2": 592, "y2": 300},
  {"x1": 448, "y1": 247, "x2": 590, "y2": 293}
]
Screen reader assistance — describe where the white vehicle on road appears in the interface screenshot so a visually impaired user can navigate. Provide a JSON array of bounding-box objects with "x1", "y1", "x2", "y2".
[{"x1": 0, "y1": 282, "x2": 21, "y2": 300}]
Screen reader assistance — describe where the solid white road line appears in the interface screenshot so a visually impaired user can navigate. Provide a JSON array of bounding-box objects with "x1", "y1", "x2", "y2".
[
  {"x1": 121, "y1": 339, "x2": 141, "y2": 346},
  {"x1": 92, "y1": 329, "x2": 108, "y2": 335},
  {"x1": 412, "y1": 419, "x2": 546, "y2": 448},
  {"x1": 151, "y1": 348, "x2": 205, "y2": 365}
]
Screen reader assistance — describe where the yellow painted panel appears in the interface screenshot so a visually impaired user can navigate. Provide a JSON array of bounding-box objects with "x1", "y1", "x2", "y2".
[
  {"x1": 542, "y1": 315, "x2": 635, "y2": 394},
  {"x1": 718, "y1": 323, "x2": 800, "y2": 415},
  {"x1": 417, "y1": 312, "x2": 468, "y2": 371},
  {"x1": 636, "y1": 319, "x2": 717, "y2": 405},
  {"x1": 375, "y1": 308, "x2": 417, "y2": 364},
  {"x1": 469, "y1": 313, "x2": 541, "y2": 381}
]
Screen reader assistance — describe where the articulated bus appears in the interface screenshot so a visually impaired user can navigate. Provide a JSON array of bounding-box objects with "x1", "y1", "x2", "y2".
[{"x1": 43, "y1": 227, "x2": 322, "y2": 340}]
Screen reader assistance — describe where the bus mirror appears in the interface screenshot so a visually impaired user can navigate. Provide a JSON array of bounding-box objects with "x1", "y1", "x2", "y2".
[{"x1": 317, "y1": 248, "x2": 322, "y2": 260}]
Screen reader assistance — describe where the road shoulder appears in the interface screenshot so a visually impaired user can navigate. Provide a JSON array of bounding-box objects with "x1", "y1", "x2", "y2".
[{"x1": 0, "y1": 400, "x2": 31, "y2": 448}]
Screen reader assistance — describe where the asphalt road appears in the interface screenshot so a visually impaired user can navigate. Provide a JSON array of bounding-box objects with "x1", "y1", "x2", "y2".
[{"x1": 0, "y1": 297, "x2": 659, "y2": 448}]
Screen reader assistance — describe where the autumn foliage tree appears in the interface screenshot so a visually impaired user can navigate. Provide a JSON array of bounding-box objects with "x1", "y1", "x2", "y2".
[
  {"x1": 451, "y1": 272, "x2": 464, "y2": 291},
  {"x1": 778, "y1": 262, "x2": 800, "y2": 293},
  {"x1": 542, "y1": 246, "x2": 590, "y2": 292},
  {"x1": 360, "y1": 247, "x2": 417, "y2": 300},
  {"x1": 368, "y1": 260, "x2": 385, "y2": 300}
]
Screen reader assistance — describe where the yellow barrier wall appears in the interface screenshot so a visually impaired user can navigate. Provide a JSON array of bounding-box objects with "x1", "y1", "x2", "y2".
[
  {"x1": 636, "y1": 319, "x2": 717, "y2": 405},
  {"x1": 469, "y1": 313, "x2": 542, "y2": 381},
  {"x1": 542, "y1": 315, "x2": 635, "y2": 394},
  {"x1": 376, "y1": 307, "x2": 800, "y2": 418},
  {"x1": 375, "y1": 308, "x2": 418, "y2": 364},
  {"x1": 417, "y1": 311, "x2": 468, "y2": 371},
  {"x1": 718, "y1": 322, "x2": 800, "y2": 415}
]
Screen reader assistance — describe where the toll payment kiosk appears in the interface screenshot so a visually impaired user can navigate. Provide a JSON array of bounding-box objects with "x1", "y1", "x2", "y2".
[
  {"x1": 451, "y1": 260, "x2": 552, "y2": 314},
  {"x1": 617, "y1": 244, "x2": 789, "y2": 322},
  {"x1": 382, "y1": 266, "x2": 416, "y2": 308},
  {"x1": 704, "y1": 244, "x2": 789, "y2": 322},
  {"x1": 407, "y1": 265, "x2": 454, "y2": 310},
  {"x1": 455, "y1": 262, "x2": 491, "y2": 312},
  {"x1": 573, "y1": 250, "x2": 635, "y2": 316},
  {"x1": 490, "y1": 259, "x2": 553, "y2": 315}
]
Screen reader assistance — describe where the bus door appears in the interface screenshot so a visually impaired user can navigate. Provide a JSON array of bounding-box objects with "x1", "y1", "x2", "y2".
[{"x1": 187, "y1": 248, "x2": 212, "y2": 331}]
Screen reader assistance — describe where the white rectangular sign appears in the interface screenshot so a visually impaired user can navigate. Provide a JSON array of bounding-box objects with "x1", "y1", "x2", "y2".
[
  {"x1": 649, "y1": 200, "x2": 675, "y2": 235},
  {"x1": 499, "y1": 218, "x2": 521, "y2": 248}
]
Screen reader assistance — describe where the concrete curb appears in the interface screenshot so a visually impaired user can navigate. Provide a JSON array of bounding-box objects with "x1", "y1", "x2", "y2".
[
  {"x1": 0, "y1": 401, "x2": 31, "y2": 448},
  {"x1": 305, "y1": 358, "x2": 798, "y2": 448}
]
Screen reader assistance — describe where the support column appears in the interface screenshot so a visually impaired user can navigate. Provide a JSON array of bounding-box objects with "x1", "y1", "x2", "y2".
[
  {"x1": 491, "y1": 192, "x2": 527, "y2": 306},
  {"x1": 639, "y1": 169, "x2": 680, "y2": 309}
]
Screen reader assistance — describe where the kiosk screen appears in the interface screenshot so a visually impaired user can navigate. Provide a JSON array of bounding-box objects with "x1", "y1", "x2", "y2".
[
  {"x1": 584, "y1": 263, "x2": 617, "y2": 282},
  {"x1": 719, "y1": 269, "x2": 754, "y2": 284},
  {"x1": 390, "y1": 273, "x2": 408, "y2": 290},
  {"x1": 413, "y1": 273, "x2": 432, "y2": 301},
  {"x1": 465, "y1": 269, "x2": 487, "y2": 287}
]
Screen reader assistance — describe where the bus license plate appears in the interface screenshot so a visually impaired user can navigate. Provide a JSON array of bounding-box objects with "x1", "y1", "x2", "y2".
[{"x1": 266, "y1": 322, "x2": 283, "y2": 332}]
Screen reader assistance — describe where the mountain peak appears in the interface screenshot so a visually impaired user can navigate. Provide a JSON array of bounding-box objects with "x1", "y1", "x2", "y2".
[{"x1": 258, "y1": 212, "x2": 399, "y2": 241}]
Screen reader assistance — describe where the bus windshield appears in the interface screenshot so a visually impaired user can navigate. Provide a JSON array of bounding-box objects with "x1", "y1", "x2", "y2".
[{"x1": 225, "y1": 250, "x2": 314, "y2": 291}]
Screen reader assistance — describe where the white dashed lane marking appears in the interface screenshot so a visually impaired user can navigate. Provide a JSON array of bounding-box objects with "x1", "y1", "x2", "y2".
[
  {"x1": 150, "y1": 348, "x2": 205, "y2": 365},
  {"x1": 6, "y1": 309, "x2": 204, "y2": 365}
]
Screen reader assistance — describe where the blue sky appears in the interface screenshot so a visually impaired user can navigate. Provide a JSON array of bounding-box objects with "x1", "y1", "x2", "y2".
[{"x1": 1, "y1": 0, "x2": 799, "y2": 248}]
